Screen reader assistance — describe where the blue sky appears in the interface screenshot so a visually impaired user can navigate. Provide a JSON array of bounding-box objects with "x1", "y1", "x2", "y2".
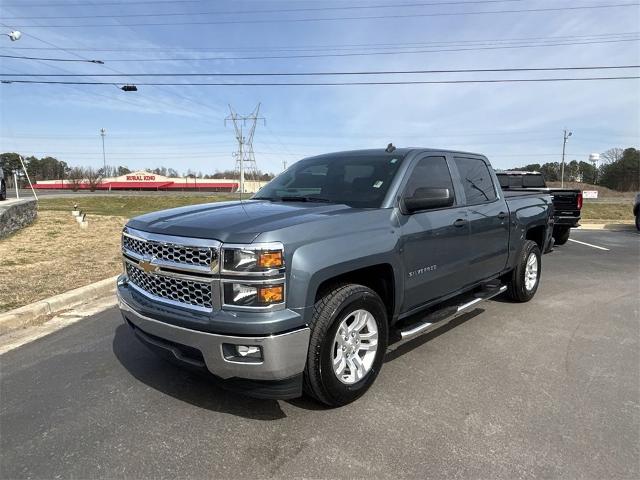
[{"x1": 1, "y1": 0, "x2": 639, "y2": 175}]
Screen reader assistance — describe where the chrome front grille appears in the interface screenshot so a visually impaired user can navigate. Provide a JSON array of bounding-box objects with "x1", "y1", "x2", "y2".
[
  {"x1": 126, "y1": 262, "x2": 214, "y2": 310},
  {"x1": 122, "y1": 234, "x2": 215, "y2": 268},
  {"x1": 122, "y1": 227, "x2": 221, "y2": 311}
]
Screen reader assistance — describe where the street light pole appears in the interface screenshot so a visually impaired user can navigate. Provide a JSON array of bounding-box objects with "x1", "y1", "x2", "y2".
[
  {"x1": 100, "y1": 128, "x2": 106, "y2": 172},
  {"x1": 560, "y1": 129, "x2": 572, "y2": 188}
]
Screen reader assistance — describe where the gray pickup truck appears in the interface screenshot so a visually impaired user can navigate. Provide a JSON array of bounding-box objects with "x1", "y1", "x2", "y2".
[{"x1": 117, "y1": 148, "x2": 553, "y2": 406}]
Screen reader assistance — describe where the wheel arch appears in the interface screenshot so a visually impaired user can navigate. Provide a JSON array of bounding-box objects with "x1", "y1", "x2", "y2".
[{"x1": 313, "y1": 263, "x2": 397, "y2": 322}]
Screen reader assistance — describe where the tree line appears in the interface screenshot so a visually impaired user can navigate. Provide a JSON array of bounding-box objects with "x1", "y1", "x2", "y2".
[
  {"x1": 2, "y1": 148, "x2": 636, "y2": 192},
  {"x1": 511, "y1": 147, "x2": 639, "y2": 191},
  {"x1": 0, "y1": 152, "x2": 275, "y2": 190}
]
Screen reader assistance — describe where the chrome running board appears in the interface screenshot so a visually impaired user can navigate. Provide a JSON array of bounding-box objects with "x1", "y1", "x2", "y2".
[{"x1": 398, "y1": 285, "x2": 507, "y2": 341}]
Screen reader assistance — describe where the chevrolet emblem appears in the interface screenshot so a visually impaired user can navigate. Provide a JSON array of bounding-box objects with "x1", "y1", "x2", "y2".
[{"x1": 139, "y1": 257, "x2": 159, "y2": 274}]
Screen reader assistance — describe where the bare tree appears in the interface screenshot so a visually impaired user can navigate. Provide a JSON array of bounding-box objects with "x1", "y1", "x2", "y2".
[
  {"x1": 600, "y1": 148, "x2": 624, "y2": 164},
  {"x1": 85, "y1": 167, "x2": 103, "y2": 192},
  {"x1": 67, "y1": 167, "x2": 85, "y2": 191}
]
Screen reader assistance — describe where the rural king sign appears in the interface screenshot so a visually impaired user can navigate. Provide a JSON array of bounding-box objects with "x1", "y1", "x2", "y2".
[{"x1": 126, "y1": 174, "x2": 156, "y2": 181}]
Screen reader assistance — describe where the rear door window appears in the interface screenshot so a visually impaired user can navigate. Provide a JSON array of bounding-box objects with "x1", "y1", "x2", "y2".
[{"x1": 454, "y1": 157, "x2": 497, "y2": 204}]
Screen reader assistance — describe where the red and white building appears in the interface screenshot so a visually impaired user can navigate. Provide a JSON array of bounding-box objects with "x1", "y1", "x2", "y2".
[{"x1": 33, "y1": 171, "x2": 266, "y2": 193}]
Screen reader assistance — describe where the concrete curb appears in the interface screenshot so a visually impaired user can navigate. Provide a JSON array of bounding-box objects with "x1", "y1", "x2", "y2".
[
  {"x1": 0, "y1": 276, "x2": 118, "y2": 335},
  {"x1": 578, "y1": 223, "x2": 636, "y2": 231}
]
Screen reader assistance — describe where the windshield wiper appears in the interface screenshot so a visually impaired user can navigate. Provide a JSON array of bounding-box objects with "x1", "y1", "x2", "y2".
[{"x1": 279, "y1": 196, "x2": 333, "y2": 203}]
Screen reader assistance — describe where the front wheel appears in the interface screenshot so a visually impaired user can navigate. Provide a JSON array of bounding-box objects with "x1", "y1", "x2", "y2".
[
  {"x1": 0, "y1": 180, "x2": 6, "y2": 201},
  {"x1": 506, "y1": 240, "x2": 541, "y2": 303},
  {"x1": 304, "y1": 284, "x2": 388, "y2": 407},
  {"x1": 553, "y1": 226, "x2": 571, "y2": 245}
]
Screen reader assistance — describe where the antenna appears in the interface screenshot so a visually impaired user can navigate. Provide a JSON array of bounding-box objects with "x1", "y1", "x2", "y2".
[{"x1": 225, "y1": 103, "x2": 265, "y2": 198}]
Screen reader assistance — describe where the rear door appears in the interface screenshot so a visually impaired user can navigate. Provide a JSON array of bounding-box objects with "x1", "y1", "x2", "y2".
[
  {"x1": 398, "y1": 154, "x2": 469, "y2": 312},
  {"x1": 453, "y1": 156, "x2": 509, "y2": 284}
]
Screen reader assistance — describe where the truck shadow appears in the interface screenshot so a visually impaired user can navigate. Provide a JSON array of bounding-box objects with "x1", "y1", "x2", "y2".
[
  {"x1": 112, "y1": 324, "x2": 289, "y2": 420},
  {"x1": 112, "y1": 310, "x2": 486, "y2": 416}
]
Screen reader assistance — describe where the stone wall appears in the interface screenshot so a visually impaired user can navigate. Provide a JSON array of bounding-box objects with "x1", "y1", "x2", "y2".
[{"x1": 0, "y1": 199, "x2": 38, "y2": 239}]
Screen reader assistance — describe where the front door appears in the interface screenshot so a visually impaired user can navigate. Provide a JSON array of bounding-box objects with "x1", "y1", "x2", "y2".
[{"x1": 398, "y1": 155, "x2": 469, "y2": 313}]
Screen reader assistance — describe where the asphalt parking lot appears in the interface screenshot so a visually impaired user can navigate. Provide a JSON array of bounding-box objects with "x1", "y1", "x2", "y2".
[{"x1": 1, "y1": 229, "x2": 638, "y2": 479}]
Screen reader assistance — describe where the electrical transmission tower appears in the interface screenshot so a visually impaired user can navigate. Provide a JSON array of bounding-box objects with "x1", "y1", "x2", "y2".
[{"x1": 225, "y1": 103, "x2": 265, "y2": 194}]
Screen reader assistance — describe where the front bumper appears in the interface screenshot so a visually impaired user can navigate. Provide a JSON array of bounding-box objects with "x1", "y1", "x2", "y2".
[{"x1": 117, "y1": 292, "x2": 310, "y2": 383}]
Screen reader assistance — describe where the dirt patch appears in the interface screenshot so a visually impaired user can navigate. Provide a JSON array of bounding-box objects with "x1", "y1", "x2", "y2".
[{"x1": 0, "y1": 211, "x2": 125, "y2": 313}]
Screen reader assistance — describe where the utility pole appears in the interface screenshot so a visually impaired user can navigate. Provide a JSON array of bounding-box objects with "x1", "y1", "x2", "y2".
[
  {"x1": 100, "y1": 128, "x2": 107, "y2": 172},
  {"x1": 560, "y1": 128, "x2": 572, "y2": 188},
  {"x1": 282, "y1": 159, "x2": 287, "y2": 171},
  {"x1": 225, "y1": 104, "x2": 265, "y2": 195}
]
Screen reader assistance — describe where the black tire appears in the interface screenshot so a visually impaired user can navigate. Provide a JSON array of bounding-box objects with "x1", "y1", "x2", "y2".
[
  {"x1": 636, "y1": 214, "x2": 639, "y2": 232},
  {"x1": 553, "y1": 226, "x2": 571, "y2": 246},
  {"x1": 304, "y1": 284, "x2": 388, "y2": 407},
  {"x1": 0, "y1": 180, "x2": 6, "y2": 201},
  {"x1": 506, "y1": 240, "x2": 541, "y2": 303}
]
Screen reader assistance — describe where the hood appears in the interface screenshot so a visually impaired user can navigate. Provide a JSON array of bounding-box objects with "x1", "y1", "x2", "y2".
[{"x1": 126, "y1": 199, "x2": 357, "y2": 243}]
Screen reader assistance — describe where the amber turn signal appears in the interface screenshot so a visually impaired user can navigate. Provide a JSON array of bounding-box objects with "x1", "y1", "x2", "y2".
[
  {"x1": 258, "y1": 285, "x2": 284, "y2": 304},
  {"x1": 258, "y1": 251, "x2": 283, "y2": 269}
]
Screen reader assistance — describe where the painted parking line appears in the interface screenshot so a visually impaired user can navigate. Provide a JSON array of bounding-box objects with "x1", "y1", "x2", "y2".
[{"x1": 568, "y1": 238, "x2": 610, "y2": 251}]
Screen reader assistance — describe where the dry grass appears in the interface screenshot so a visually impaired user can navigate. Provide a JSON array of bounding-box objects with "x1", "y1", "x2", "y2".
[
  {"x1": 581, "y1": 202, "x2": 635, "y2": 223},
  {"x1": 0, "y1": 211, "x2": 126, "y2": 313},
  {"x1": 39, "y1": 194, "x2": 236, "y2": 217}
]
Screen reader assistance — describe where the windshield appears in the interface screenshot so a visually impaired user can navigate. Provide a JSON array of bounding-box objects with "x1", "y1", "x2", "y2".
[{"x1": 253, "y1": 153, "x2": 405, "y2": 208}]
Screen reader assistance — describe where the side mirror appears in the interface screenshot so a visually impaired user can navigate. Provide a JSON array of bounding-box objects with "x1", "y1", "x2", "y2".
[{"x1": 402, "y1": 188, "x2": 454, "y2": 213}]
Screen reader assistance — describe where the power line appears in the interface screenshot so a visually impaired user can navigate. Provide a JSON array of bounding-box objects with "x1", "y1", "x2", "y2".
[
  {"x1": 3, "y1": 65, "x2": 638, "y2": 77},
  {"x1": 0, "y1": 54, "x2": 104, "y2": 63},
  {"x1": 0, "y1": 0, "x2": 524, "y2": 9},
  {"x1": 0, "y1": 22, "x2": 223, "y2": 124},
  {"x1": 6, "y1": 38, "x2": 634, "y2": 62},
  {"x1": 3, "y1": 76, "x2": 639, "y2": 86},
  {"x1": 4, "y1": 32, "x2": 637, "y2": 53},
  {"x1": 3, "y1": 1, "x2": 531, "y2": 19},
  {"x1": 1, "y1": 0, "x2": 203, "y2": 6},
  {"x1": 9, "y1": 3, "x2": 639, "y2": 28}
]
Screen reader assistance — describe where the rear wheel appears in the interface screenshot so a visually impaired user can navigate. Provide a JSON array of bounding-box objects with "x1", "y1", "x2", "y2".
[
  {"x1": 0, "y1": 180, "x2": 6, "y2": 201},
  {"x1": 506, "y1": 240, "x2": 541, "y2": 303},
  {"x1": 304, "y1": 284, "x2": 388, "y2": 407},
  {"x1": 636, "y1": 214, "x2": 639, "y2": 232},
  {"x1": 553, "y1": 226, "x2": 571, "y2": 245}
]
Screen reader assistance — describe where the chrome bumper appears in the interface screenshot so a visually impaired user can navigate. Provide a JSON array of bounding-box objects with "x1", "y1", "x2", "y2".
[{"x1": 118, "y1": 296, "x2": 310, "y2": 381}]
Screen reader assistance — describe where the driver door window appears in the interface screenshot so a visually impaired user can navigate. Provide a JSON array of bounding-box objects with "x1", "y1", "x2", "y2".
[{"x1": 404, "y1": 156, "x2": 455, "y2": 202}]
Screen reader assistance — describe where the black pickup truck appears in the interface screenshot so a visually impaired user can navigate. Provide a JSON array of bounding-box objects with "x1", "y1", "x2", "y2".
[
  {"x1": 117, "y1": 148, "x2": 554, "y2": 406},
  {"x1": 496, "y1": 171, "x2": 582, "y2": 245}
]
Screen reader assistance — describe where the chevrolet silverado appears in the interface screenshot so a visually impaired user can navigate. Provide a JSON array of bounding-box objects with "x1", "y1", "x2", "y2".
[{"x1": 117, "y1": 148, "x2": 553, "y2": 406}]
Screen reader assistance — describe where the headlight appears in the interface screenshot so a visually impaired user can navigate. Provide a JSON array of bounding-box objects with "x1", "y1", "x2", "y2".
[
  {"x1": 223, "y1": 283, "x2": 284, "y2": 307},
  {"x1": 221, "y1": 242, "x2": 286, "y2": 310},
  {"x1": 222, "y1": 244, "x2": 284, "y2": 273}
]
